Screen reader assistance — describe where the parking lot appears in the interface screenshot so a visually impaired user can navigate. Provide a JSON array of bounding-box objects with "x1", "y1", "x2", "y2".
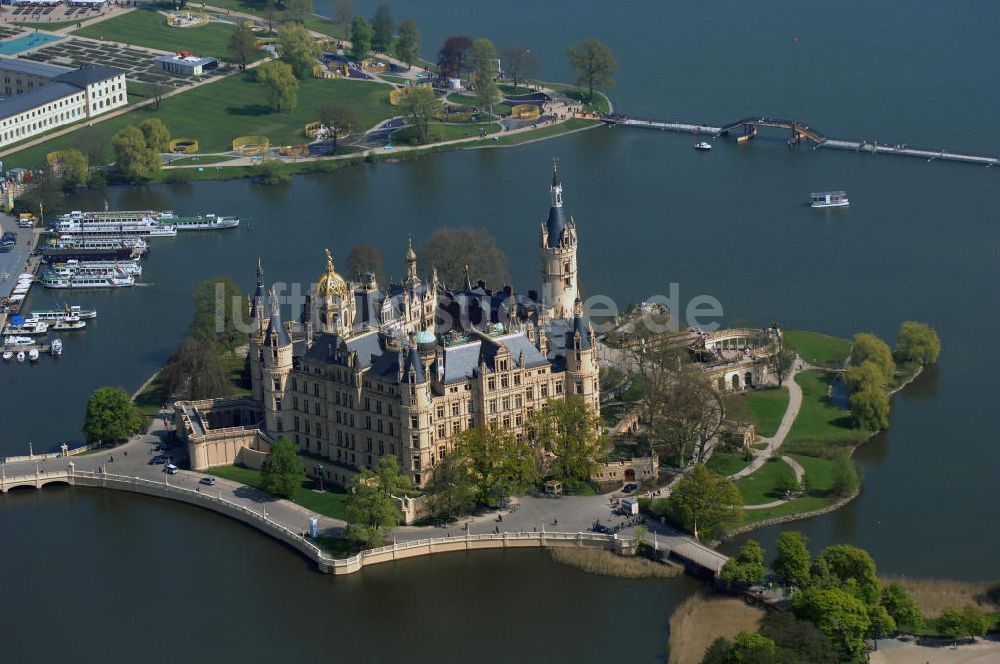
[{"x1": 0, "y1": 215, "x2": 32, "y2": 302}]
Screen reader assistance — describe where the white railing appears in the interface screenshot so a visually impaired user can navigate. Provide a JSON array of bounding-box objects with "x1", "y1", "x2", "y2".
[{"x1": 2, "y1": 469, "x2": 631, "y2": 573}]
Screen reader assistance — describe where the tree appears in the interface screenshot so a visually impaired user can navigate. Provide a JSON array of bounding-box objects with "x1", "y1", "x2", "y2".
[
  {"x1": 501, "y1": 45, "x2": 539, "y2": 91},
  {"x1": 849, "y1": 387, "x2": 890, "y2": 431},
  {"x1": 816, "y1": 544, "x2": 882, "y2": 606},
  {"x1": 394, "y1": 19, "x2": 420, "y2": 68},
  {"x1": 349, "y1": 16, "x2": 373, "y2": 60},
  {"x1": 260, "y1": 438, "x2": 304, "y2": 499},
  {"x1": 76, "y1": 125, "x2": 110, "y2": 166},
  {"x1": 851, "y1": 332, "x2": 895, "y2": 383},
  {"x1": 111, "y1": 125, "x2": 159, "y2": 182},
  {"x1": 471, "y1": 38, "x2": 499, "y2": 112},
  {"x1": 701, "y1": 637, "x2": 732, "y2": 664},
  {"x1": 845, "y1": 360, "x2": 885, "y2": 393},
  {"x1": 770, "y1": 347, "x2": 796, "y2": 386},
  {"x1": 284, "y1": 0, "x2": 312, "y2": 23},
  {"x1": 791, "y1": 587, "x2": 871, "y2": 658},
  {"x1": 881, "y1": 582, "x2": 923, "y2": 630},
  {"x1": 527, "y1": 397, "x2": 607, "y2": 482},
  {"x1": 160, "y1": 337, "x2": 233, "y2": 400},
  {"x1": 666, "y1": 464, "x2": 744, "y2": 541},
  {"x1": 140, "y1": 118, "x2": 171, "y2": 154},
  {"x1": 257, "y1": 60, "x2": 299, "y2": 111},
  {"x1": 371, "y1": 4, "x2": 394, "y2": 53},
  {"x1": 960, "y1": 604, "x2": 990, "y2": 639},
  {"x1": 83, "y1": 386, "x2": 144, "y2": 445},
  {"x1": 729, "y1": 632, "x2": 777, "y2": 663},
  {"x1": 150, "y1": 74, "x2": 168, "y2": 111},
  {"x1": 189, "y1": 277, "x2": 248, "y2": 352},
  {"x1": 427, "y1": 447, "x2": 478, "y2": 518},
  {"x1": 277, "y1": 22, "x2": 320, "y2": 79},
  {"x1": 57, "y1": 149, "x2": 89, "y2": 190},
  {"x1": 773, "y1": 531, "x2": 811, "y2": 587},
  {"x1": 566, "y1": 38, "x2": 618, "y2": 99},
  {"x1": 333, "y1": 0, "x2": 355, "y2": 26},
  {"x1": 228, "y1": 23, "x2": 260, "y2": 70},
  {"x1": 419, "y1": 226, "x2": 509, "y2": 287},
  {"x1": 318, "y1": 100, "x2": 360, "y2": 150},
  {"x1": 345, "y1": 456, "x2": 410, "y2": 546},
  {"x1": 719, "y1": 540, "x2": 767, "y2": 589},
  {"x1": 759, "y1": 611, "x2": 839, "y2": 664},
  {"x1": 443, "y1": 425, "x2": 539, "y2": 508},
  {"x1": 895, "y1": 321, "x2": 941, "y2": 365},
  {"x1": 867, "y1": 604, "x2": 897, "y2": 638},
  {"x1": 397, "y1": 85, "x2": 442, "y2": 144},
  {"x1": 437, "y1": 35, "x2": 472, "y2": 80},
  {"x1": 263, "y1": 0, "x2": 277, "y2": 32},
  {"x1": 936, "y1": 607, "x2": 966, "y2": 639},
  {"x1": 344, "y1": 243, "x2": 384, "y2": 282},
  {"x1": 644, "y1": 357, "x2": 725, "y2": 465}
]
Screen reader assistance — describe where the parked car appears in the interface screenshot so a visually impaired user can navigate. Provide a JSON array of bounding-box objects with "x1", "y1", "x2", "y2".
[
  {"x1": 622, "y1": 483, "x2": 637, "y2": 494},
  {"x1": 149, "y1": 455, "x2": 166, "y2": 465},
  {"x1": 164, "y1": 464, "x2": 178, "y2": 474},
  {"x1": 200, "y1": 477, "x2": 216, "y2": 486}
]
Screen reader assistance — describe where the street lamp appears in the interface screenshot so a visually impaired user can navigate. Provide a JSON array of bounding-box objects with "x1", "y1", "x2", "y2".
[{"x1": 316, "y1": 463, "x2": 324, "y2": 492}]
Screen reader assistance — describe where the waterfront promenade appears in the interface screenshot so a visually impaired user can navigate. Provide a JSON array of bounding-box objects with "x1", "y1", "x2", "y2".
[{"x1": 0, "y1": 410, "x2": 728, "y2": 574}]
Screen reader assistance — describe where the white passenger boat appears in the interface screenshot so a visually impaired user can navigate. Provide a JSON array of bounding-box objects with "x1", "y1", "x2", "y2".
[
  {"x1": 47, "y1": 259, "x2": 142, "y2": 277},
  {"x1": 41, "y1": 273, "x2": 135, "y2": 289},
  {"x1": 163, "y1": 212, "x2": 240, "y2": 230},
  {"x1": 694, "y1": 141, "x2": 712, "y2": 151},
  {"x1": 51, "y1": 317, "x2": 86, "y2": 331},
  {"x1": 31, "y1": 304, "x2": 98, "y2": 321},
  {"x1": 3, "y1": 318, "x2": 49, "y2": 336},
  {"x1": 810, "y1": 191, "x2": 850, "y2": 208}
]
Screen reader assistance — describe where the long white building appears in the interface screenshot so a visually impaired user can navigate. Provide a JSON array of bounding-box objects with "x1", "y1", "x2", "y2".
[{"x1": 0, "y1": 59, "x2": 126, "y2": 148}]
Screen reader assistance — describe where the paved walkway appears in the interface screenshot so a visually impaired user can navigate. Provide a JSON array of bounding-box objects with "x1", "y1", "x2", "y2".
[{"x1": 728, "y1": 364, "x2": 804, "y2": 480}]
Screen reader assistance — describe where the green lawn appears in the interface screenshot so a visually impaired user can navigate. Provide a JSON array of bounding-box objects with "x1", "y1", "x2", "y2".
[
  {"x1": 310, "y1": 535, "x2": 364, "y2": 558},
  {"x1": 205, "y1": 464, "x2": 348, "y2": 520},
  {"x1": 134, "y1": 375, "x2": 168, "y2": 420},
  {"x1": 165, "y1": 155, "x2": 235, "y2": 166},
  {"x1": 468, "y1": 117, "x2": 598, "y2": 148},
  {"x1": 73, "y1": 9, "x2": 252, "y2": 61},
  {"x1": 542, "y1": 82, "x2": 612, "y2": 114},
  {"x1": 706, "y1": 452, "x2": 750, "y2": 477},
  {"x1": 6, "y1": 73, "x2": 395, "y2": 168},
  {"x1": 740, "y1": 496, "x2": 830, "y2": 525},
  {"x1": 393, "y1": 121, "x2": 500, "y2": 145},
  {"x1": 784, "y1": 330, "x2": 851, "y2": 368},
  {"x1": 201, "y1": 0, "x2": 346, "y2": 38},
  {"x1": 790, "y1": 454, "x2": 837, "y2": 496},
  {"x1": 734, "y1": 457, "x2": 797, "y2": 505},
  {"x1": 743, "y1": 387, "x2": 789, "y2": 437},
  {"x1": 784, "y1": 371, "x2": 870, "y2": 456}
]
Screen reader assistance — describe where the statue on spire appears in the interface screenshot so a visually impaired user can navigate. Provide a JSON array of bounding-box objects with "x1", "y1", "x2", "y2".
[{"x1": 551, "y1": 157, "x2": 563, "y2": 208}]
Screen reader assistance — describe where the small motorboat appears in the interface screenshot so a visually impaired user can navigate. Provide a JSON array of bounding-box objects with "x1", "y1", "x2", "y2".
[
  {"x1": 16, "y1": 350, "x2": 25, "y2": 363},
  {"x1": 51, "y1": 317, "x2": 86, "y2": 331},
  {"x1": 4, "y1": 335, "x2": 34, "y2": 346},
  {"x1": 810, "y1": 191, "x2": 849, "y2": 208},
  {"x1": 51, "y1": 338, "x2": 63, "y2": 356},
  {"x1": 2, "y1": 350, "x2": 12, "y2": 362},
  {"x1": 694, "y1": 141, "x2": 712, "y2": 151},
  {"x1": 28, "y1": 348, "x2": 39, "y2": 362}
]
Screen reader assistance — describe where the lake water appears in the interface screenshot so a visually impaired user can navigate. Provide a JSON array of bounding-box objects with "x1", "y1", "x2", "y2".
[{"x1": 1, "y1": 0, "x2": 999, "y2": 659}]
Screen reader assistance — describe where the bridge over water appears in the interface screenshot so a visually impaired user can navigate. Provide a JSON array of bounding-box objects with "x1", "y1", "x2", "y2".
[{"x1": 606, "y1": 115, "x2": 1000, "y2": 167}]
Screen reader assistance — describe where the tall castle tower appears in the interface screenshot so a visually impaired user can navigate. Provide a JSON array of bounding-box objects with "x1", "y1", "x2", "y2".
[
  {"x1": 261, "y1": 289, "x2": 293, "y2": 436},
  {"x1": 316, "y1": 248, "x2": 353, "y2": 336},
  {"x1": 565, "y1": 298, "x2": 600, "y2": 413},
  {"x1": 539, "y1": 159, "x2": 578, "y2": 321}
]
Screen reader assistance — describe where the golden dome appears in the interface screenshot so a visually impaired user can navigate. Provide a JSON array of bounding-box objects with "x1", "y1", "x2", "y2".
[{"x1": 316, "y1": 248, "x2": 348, "y2": 299}]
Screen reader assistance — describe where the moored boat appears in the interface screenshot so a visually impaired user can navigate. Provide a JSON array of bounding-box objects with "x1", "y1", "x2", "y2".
[
  {"x1": 3, "y1": 317, "x2": 49, "y2": 336},
  {"x1": 16, "y1": 350, "x2": 25, "y2": 363},
  {"x1": 2, "y1": 350, "x2": 12, "y2": 361},
  {"x1": 810, "y1": 190, "x2": 850, "y2": 208},
  {"x1": 50, "y1": 317, "x2": 86, "y2": 331},
  {"x1": 51, "y1": 339, "x2": 63, "y2": 356},
  {"x1": 41, "y1": 273, "x2": 135, "y2": 289},
  {"x1": 4, "y1": 335, "x2": 34, "y2": 346},
  {"x1": 165, "y1": 213, "x2": 240, "y2": 230},
  {"x1": 694, "y1": 141, "x2": 712, "y2": 151},
  {"x1": 31, "y1": 304, "x2": 98, "y2": 321},
  {"x1": 28, "y1": 348, "x2": 39, "y2": 362}
]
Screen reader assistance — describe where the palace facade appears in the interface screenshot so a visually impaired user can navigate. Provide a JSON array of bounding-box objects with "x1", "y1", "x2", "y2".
[{"x1": 178, "y1": 166, "x2": 601, "y2": 489}]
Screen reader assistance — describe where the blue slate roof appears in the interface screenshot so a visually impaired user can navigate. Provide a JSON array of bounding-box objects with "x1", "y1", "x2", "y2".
[
  {"x1": 264, "y1": 311, "x2": 291, "y2": 347},
  {"x1": 0, "y1": 81, "x2": 78, "y2": 120},
  {"x1": 440, "y1": 340, "x2": 482, "y2": 384},
  {"x1": 544, "y1": 204, "x2": 567, "y2": 248},
  {"x1": 52, "y1": 66, "x2": 122, "y2": 88}
]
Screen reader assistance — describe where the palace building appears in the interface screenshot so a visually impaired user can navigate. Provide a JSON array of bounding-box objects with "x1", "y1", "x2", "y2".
[{"x1": 177, "y1": 165, "x2": 601, "y2": 489}]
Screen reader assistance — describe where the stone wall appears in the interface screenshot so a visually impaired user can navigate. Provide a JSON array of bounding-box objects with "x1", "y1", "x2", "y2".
[{"x1": 592, "y1": 455, "x2": 658, "y2": 485}]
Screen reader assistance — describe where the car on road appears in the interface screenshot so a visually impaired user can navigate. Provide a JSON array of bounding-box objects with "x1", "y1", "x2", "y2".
[
  {"x1": 622, "y1": 483, "x2": 637, "y2": 494},
  {"x1": 200, "y1": 477, "x2": 216, "y2": 486},
  {"x1": 164, "y1": 463, "x2": 178, "y2": 474},
  {"x1": 590, "y1": 521, "x2": 611, "y2": 534},
  {"x1": 149, "y1": 455, "x2": 166, "y2": 465}
]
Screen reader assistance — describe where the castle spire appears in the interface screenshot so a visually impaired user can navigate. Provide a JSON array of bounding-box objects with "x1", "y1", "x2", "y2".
[{"x1": 551, "y1": 157, "x2": 563, "y2": 208}]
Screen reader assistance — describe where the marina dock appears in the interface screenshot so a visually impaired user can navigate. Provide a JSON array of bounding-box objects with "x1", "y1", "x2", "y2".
[{"x1": 607, "y1": 115, "x2": 1000, "y2": 167}]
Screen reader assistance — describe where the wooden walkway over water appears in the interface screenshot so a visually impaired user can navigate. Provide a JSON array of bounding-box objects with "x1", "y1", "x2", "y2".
[{"x1": 607, "y1": 116, "x2": 1000, "y2": 167}]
